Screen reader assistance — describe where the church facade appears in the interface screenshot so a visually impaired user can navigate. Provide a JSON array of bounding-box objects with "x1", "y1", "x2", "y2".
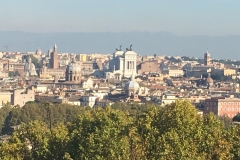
[{"x1": 109, "y1": 45, "x2": 137, "y2": 78}]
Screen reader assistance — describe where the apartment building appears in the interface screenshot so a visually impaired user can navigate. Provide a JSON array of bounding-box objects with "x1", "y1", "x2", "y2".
[{"x1": 204, "y1": 97, "x2": 240, "y2": 118}]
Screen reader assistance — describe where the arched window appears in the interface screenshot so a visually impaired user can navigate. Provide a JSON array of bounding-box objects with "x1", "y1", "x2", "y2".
[{"x1": 74, "y1": 76, "x2": 76, "y2": 81}]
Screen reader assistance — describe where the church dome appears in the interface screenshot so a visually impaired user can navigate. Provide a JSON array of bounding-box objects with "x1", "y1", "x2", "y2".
[
  {"x1": 66, "y1": 61, "x2": 81, "y2": 73},
  {"x1": 125, "y1": 81, "x2": 139, "y2": 89},
  {"x1": 206, "y1": 73, "x2": 213, "y2": 84},
  {"x1": 125, "y1": 75, "x2": 139, "y2": 89},
  {"x1": 35, "y1": 48, "x2": 42, "y2": 55}
]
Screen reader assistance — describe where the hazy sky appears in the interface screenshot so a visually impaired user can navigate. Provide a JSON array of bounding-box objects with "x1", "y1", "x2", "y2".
[{"x1": 0, "y1": 0, "x2": 240, "y2": 36}]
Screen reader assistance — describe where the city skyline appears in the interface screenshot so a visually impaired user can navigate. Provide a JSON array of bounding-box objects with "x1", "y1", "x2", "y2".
[{"x1": 0, "y1": 0, "x2": 240, "y2": 36}]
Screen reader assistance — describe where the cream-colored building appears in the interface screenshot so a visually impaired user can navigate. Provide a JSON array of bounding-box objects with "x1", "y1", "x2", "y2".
[
  {"x1": 162, "y1": 69, "x2": 184, "y2": 77},
  {"x1": 80, "y1": 96, "x2": 98, "y2": 108},
  {"x1": 161, "y1": 93, "x2": 178, "y2": 105},
  {"x1": 0, "y1": 92, "x2": 12, "y2": 107},
  {"x1": 82, "y1": 78, "x2": 94, "y2": 89},
  {"x1": 0, "y1": 71, "x2": 8, "y2": 78},
  {"x1": 224, "y1": 69, "x2": 236, "y2": 76},
  {"x1": 11, "y1": 89, "x2": 35, "y2": 107},
  {"x1": 31, "y1": 85, "x2": 48, "y2": 93},
  {"x1": 79, "y1": 54, "x2": 87, "y2": 62},
  {"x1": 39, "y1": 66, "x2": 65, "y2": 79}
]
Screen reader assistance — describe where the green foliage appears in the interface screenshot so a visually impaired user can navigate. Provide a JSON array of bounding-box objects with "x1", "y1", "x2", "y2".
[
  {"x1": 219, "y1": 115, "x2": 233, "y2": 128},
  {"x1": 8, "y1": 71, "x2": 20, "y2": 77},
  {"x1": 1, "y1": 102, "x2": 88, "y2": 135},
  {"x1": 67, "y1": 107, "x2": 132, "y2": 159},
  {"x1": 233, "y1": 113, "x2": 240, "y2": 122},
  {"x1": 0, "y1": 103, "x2": 13, "y2": 135},
  {"x1": 1, "y1": 100, "x2": 240, "y2": 159}
]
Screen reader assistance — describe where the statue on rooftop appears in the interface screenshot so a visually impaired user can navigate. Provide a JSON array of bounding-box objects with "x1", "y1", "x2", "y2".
[
  {"x1": 130, "y1": 44, "x2": 132, "y2": 51},
  {"x1": 116, "y1": 45, "x2": 122, "y2": 51}
]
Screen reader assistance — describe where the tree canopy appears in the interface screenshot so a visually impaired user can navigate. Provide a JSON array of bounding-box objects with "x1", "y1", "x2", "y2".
[{"x1": 0, "y1": 100, "x2": 240, "y2": 159}]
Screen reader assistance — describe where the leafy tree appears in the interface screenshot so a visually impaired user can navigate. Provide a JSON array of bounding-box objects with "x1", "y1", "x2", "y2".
[
  {"x1": 1, "y1": 100, "x2": 240, "y2": 159},
  {"x1": 219, "y1": 115, "x2": 233, "y2": 128},
  {"x1": 0, "y1": 121, "x2": 72, "y2": 160},
  {"x1": 227, "y1": 125, "x2": 240, "y2": 159},
  {"x1": 150, "y1": 100, "x2": 203, "y2": 159},
  {"x1": 2, "y1": 102, "x2": 88, "y2": 135},
  {"x1": 8, "y1": 71, "x2": 15, "y2": 77},
  {"x1": 233, "y1": 113, "x2": 240, "y2": 122},
  {"x1": 200, "y1": 113, "x2": 232, "y2": 159},
  {"x1": 8, "y1": 71, "x2": 20, "y2": 77},
  {"x1": 67, "y1": 107, "x2": 132, "y2": 159},
  {"x1": 0, "y1": 103, "x2": 13, "y2": 135}
]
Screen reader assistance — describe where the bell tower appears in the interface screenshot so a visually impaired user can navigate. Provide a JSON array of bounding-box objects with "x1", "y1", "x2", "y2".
[{"x1": 50, "y1": 44, "x2": 59, "y2": 69}]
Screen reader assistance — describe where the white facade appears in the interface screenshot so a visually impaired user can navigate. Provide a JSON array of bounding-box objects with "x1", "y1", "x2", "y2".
[
  {"x1": 161, "y1": 94, "x2": 177, "y2": 105},
  {"x1": 91, "y1": 92, "x2": 108, "y2": 100},
  {"x1": 82, "y1": 77, "x2": 94, "y2": 89},
  {"x1": 109, "y1": 48, "x2": 137, "y2": 78},
  {"x1": 81, "y1": 96, "x2": 97, "y2": 108},
  {"x1": 68, "y1": 101, "x2": 81, "y2": 106},
  {"x1": 35, "y1": 85, "x2": 47, "y2": 93},
  {"x1": 165, "y1": 69, "x2": 184, "y2": 77}
]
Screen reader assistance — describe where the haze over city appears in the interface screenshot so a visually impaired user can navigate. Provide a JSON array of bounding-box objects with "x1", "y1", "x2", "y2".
[
  {"x1": 1, "y1": 0, "x2": 240, "y2": 58},
  {"x1": 2, "y1": 1, "x2": 240, "y2": 159}
]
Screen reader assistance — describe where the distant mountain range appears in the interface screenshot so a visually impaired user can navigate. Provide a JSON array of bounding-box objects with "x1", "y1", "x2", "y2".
[{"x1": 0, "y1": 31, "x2": 240, "y2": 59}]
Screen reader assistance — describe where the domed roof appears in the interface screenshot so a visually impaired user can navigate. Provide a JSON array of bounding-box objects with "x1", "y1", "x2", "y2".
[
  {"x1": 125, "y1": 74, "x2": 139, "y2": 89},
  {"x1": 66, "y1": 60, "x2": 81, "y2": 73},
  {"x1": 206, "y1": 73, "x2": 213, "y2": 83},
  {"x1": 35, "y1": 48, "x2": 42, "y2": 55}
]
